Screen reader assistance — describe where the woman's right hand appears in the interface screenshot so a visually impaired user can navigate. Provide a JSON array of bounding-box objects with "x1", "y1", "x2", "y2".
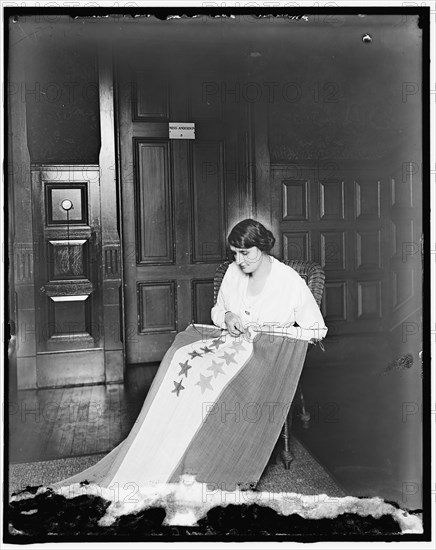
[{"x1": 224, "y1": 311, "x2": 244, "y2": 337}]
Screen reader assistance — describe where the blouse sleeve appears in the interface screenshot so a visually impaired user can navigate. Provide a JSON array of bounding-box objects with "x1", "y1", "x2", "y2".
[
  {"x1": 211, "y1": 265, "x2": 233, "y2": 328},
  {"x1": 293, "y1": 276, "x2": 328, "y2": 340}
]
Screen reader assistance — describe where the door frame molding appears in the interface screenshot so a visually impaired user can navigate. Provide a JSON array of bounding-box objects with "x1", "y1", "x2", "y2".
[
  {"x1": 8, "y1": 32, "x2": 35, "y2": 390},
  {"x1": 98, "y1": 46, "x2": 125, "y2": 381}
]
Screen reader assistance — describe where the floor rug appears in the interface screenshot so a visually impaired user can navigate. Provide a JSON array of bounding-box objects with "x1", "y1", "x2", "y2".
[
  {"x1": 8, "y1": 437, "x2": 345, "y2": 498},
  {"x1": 7, "y1": 438, "x2": 422, "y2": 539}
]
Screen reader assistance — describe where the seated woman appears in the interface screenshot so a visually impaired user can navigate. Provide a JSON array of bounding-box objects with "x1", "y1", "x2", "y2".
[
  {"x1": 213, "y1": 219, "x2": 327, "y2": 342},
  {"x1": 46, "y1": 219, "x2": 327, "y2": 498}
]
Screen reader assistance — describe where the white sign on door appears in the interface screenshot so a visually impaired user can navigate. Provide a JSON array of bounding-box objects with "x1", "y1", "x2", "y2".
[{"x1": 169, "y1": 122, "x2": 195, "y2": 139}]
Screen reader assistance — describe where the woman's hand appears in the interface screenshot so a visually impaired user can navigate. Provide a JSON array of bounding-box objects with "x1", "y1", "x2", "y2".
[{"x1": 224, "y1": 311, "x2": 244, "y2": 337}]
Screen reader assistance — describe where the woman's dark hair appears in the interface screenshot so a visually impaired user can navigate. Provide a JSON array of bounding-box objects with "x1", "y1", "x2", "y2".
[{"x1": 228, "y1": 219, "x2": 276, "y2": 252}]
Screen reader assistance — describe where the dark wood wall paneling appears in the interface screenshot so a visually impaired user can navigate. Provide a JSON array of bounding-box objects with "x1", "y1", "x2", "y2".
[{"x1": 270, "y1": 152, "x2": 422, "y2": 343}]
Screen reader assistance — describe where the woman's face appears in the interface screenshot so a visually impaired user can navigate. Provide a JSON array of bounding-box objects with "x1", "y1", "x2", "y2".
[{"x1": 230, "y1": 245, "x2": 263, "y2": 274}]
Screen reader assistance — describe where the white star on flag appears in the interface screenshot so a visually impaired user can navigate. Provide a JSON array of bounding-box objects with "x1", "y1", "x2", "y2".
[
  {"x1": 230, "y1": 341, "x2": 246, "y2": 352},
  {"x1": 196, "y1": 373, "x2": 213, "y2": 394},
  {"x1": 207, "y1": 360, "x2": 225, "y2": 378},
  {"x1": 220, "y1": 351, "x2": 237, "y2": 366}
]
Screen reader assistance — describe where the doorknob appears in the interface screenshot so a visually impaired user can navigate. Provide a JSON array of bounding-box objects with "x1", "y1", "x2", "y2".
[{"x1": 61, "y1": 199, "x2": 73, "y2": 211}]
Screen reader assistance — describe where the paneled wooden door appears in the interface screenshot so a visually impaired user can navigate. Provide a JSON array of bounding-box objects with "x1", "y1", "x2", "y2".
[
  {"x1": 270, "y1": 160, "x2": 392, "y2": 337},
  {"x1": 117, "y1": 50, "x2": 244, "y2": 363},
  {"x1": 270, "y1": 156, "x2": 422, "y2": 341},
  {"x1": 31, "y1": 165, "x2": 105, "y2": 387}
]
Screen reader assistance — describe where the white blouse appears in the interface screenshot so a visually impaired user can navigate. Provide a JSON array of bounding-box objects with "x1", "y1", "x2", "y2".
[{"x1": 211, "y1": 257, "x2": 328, "y2": 340}]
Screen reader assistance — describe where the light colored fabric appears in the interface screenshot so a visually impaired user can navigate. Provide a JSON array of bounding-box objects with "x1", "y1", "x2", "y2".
[
  {"x1": 50, "y1": 325, "x2": 308, "y2": 498},
  {"x1": 104, "y1": 329, "x2": 254, "y2": 489},
  {"x1": 211, "y1": 257, "x2": 327, "y2": 339}
]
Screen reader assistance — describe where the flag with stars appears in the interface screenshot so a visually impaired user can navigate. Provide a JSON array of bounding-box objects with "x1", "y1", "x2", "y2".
[{"x1": 54, "y1": 324, "x2": 308, "y2": 494}]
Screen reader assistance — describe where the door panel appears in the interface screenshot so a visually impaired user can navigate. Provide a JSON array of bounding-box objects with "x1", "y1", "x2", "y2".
[
  {"x1": 271, "y1": 162, "x2": 389, "y2": 336},
  {"x1": 191, "y1": 141, "x2": 226, "y2": 263},
  {"x1": 192, "y1": 280, "x2": 215, "y2": 324},
  {"x1": 271, "y1": 157, "x2": 422, "y2": 339},
  {"x1": 117, "y1": 49, "x2": 244, "y2": 363},
  {"x1": 135, "y1": 141, "x2": 174, "y2": 264}
]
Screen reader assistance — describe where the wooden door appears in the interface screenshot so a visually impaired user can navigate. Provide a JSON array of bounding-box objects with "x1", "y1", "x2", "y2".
[
  {"x1": 270, "y1": 159, "x2": 394, "y2": 338},
  {"x1": 270, "y1": 154, "x2": 422, "y2": 344},
  {"x1": 117, "y1": 47, "x2": 245, "y2": 363},
  {"x1": 31, "y1": 165, "x2": 105, "y2": 387}
]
